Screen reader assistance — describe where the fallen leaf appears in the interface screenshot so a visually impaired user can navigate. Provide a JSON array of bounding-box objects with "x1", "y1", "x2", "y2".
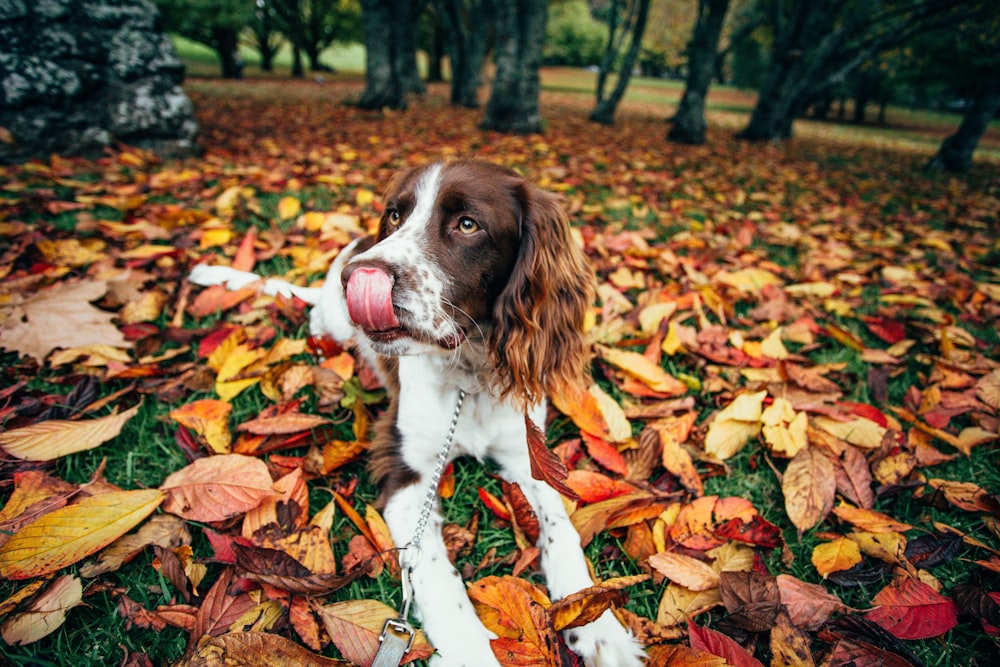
[
  {"x1": 866, "y1": 576, "x2": 958, "y2": 640},
  {"x1": 0, "y1": 280, "x2": 132, "y2": 362},
  {"x1": 783, "y1": 446, "x2": 836, "y2": 533},
  {"x1": 0, "y1": 404, "x2": 140, "y2": 461},
  {"x1": 160, "y1": 454, "x2": 274, "y2": 522},
  {"x1": 315, "y1": 599, "x2": 433, "y2": 665},
  {"x1": 0, "y1": 489, "x2": 165, "y2": 579},
  {"x1": 0, "y1": 575, "x2": 83, "y2": 645},
  {"x1": 178, "y1": 631, "x2": 350, "y2": 666},
  {"x1": 647, "y1": 552, "x2": 720, "y2": 591}
]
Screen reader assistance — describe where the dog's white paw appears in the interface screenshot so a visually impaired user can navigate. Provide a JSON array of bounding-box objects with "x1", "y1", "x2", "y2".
[
  {"x1": 425, "y1": 631, "x2": 501, "y2": 667},
  {"x1": 564, "y1": 610, "x2": 644, "y2": 667},
  {"x1": 421, "y1": 609, "x2": 501, "y2": 667}
]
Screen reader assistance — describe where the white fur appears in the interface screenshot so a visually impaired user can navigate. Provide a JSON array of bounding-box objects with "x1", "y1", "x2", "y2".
[{"x1": 188, "y1": 166, "x2": 644, "y2": 666}]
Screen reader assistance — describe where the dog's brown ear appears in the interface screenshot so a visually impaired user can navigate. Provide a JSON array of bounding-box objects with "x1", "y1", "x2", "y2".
[{"x1": 489, "y1": 183, "x2": 594, "y2": 407}]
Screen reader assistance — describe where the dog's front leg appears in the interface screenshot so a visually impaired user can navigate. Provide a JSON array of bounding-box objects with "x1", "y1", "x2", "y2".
[
  {"x1": 495, "y1": 436, "x2": 645, "y2": 667},
  {"x1": 382, "y1": 482, "x2": 502, "y2": 667}
]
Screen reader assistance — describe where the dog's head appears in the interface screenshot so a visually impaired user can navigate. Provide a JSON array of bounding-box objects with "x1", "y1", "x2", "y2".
[{"x1": 341, "y1": 159, "x2": 593, "y2": 405}]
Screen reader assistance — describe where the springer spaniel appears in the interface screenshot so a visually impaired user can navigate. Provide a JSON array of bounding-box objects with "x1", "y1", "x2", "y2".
[{"x1": 190, "y1": 160, "x2": 644, "y2": 666}]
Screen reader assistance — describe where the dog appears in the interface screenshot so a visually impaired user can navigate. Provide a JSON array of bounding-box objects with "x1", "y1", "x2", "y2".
[{"x1": 190, "y1": 159, "x2": 644, "y2": 666}]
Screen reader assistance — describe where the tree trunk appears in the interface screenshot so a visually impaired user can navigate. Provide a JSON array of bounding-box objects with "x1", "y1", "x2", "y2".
[
  {"x1": 667, "y1": 0, "x2": 729, "y2": 144},
  {"x1": 426, "y1": 10, "x2": 445, "y2": 82},
  {"x1": 481, "y1": 0, "x2": 546, "y2": 133},
  {"x1": 291, "y1": 42, "x2": 304, "y2": 77},
  {"x1": 394, "y1": 0, "x2": 426, "y2": 95},
  {"x1": 358, "y1": 0, "x2": 405, "y2": 109},
  {"x1": 590, "y1": 0, "x2": 651, "y2": 125},
  {"x1": 436, "y1": 0, "x2": 494, "y2": 108},
  {"x1": 212, "y1": 27, "x2": 240, "y2": 79},
  {"x1": 925, "y1": 88, "x2": 1000, "y2": 173}
]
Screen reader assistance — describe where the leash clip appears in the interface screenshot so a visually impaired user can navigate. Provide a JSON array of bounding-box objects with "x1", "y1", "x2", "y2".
[{"x1": 370, "y1": 565, "x2": 417, "y2": 667}]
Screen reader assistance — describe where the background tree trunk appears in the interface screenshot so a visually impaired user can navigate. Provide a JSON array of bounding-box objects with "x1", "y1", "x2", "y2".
[
  {"x1": 357, "y1": 0, "x2": 405, "y2": 108},
  {"x1": 667, "y1": 0, "x2": 729, "y2": 144},
  {"x1": 394, "y1": 0, "x2": 426, "y2": 95},
  {"x1": 589, "y1": 0, "x2": 651, "y2": 125},
  {"x1": 212, "y1": 27, "x2": 241, "y2": 79},
  {"x1": 436, "y1": 0, "x2": 495, "y2": 108},
  {"x1": 925, "y1": 88, "x2": 1000, "y2": 173},
  {"x1": 481, "y1": 0, "x2": 546, "y2": 133}
]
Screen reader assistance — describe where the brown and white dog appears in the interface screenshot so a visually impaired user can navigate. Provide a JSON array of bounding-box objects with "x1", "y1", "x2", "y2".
[{"x1": 190, "y1": 160, "x2": 644, "y2": 666}]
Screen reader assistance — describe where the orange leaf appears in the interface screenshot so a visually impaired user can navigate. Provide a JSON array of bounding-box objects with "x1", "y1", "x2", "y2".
[
  {"x1": 0, "y1": 404, "x2": 141, "y2": 461},
  {"x1": 775, "y1": 574, "x2": 847, "y2": 631},
  {"x1": 832, "y1": 503, "x2": 913, "y2": 533},
  {"x1": 232, "y1": 227, "x2": 257, "y2": 272},
  {"x1": 670, "y1": 496, "x2": 725, "y2": 551},
  {"x1": 565, "y1": 470, "x2": 636, "y2": 503},
  {"x1": 160, "y1": 454, "x2": 274, "y2": 522},
  {"x1": 550, "y1": 381, "x2": 611, "y2": 440},
  {"x1": 170, "y1": 399, "x2": 232, "y2": 454},
  {"x1": 688, "y1": 621, "x2": 764, "y2": 667}
]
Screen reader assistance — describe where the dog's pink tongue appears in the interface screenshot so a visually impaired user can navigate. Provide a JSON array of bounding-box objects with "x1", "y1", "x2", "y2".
[{"x1": 346, "y1": 267, "x2": 400, "y2": 331}]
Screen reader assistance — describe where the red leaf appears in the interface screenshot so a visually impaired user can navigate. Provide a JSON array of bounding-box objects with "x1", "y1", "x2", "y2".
[
  {"x1": 525, "y1": 416, "x2": 578, "y2": 500},
  {"x1": 713, "y1": 514, "x2": 783, "y2": 549},
  {"x1": 688, "y1": 621, "x2": 764, "y2": 667},
  {"x1": 862, "y1": 316, "x2": 906, "y2": 344},
  {"x1": 478, "y1": 487, "x2": 511, "y2": 522},
  {"x1": 839, "y1": 401, "x2": 889, "y2": 428},
  {"x1": 581, "y1": 432, "x2": 627, "y2": 475},
  {"x1": 866, "y1": 577, "x2": 958, "y2": 640}
]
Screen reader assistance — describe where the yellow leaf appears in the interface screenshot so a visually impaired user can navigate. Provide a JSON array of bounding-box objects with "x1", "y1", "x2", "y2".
[
  {"x1": 596, "y1": 345, "x2": 688, "y2": 396},
  {"x1": 170, "y1": 400, "x2": 233, "y2": 454},
  {"x1": 277, "y1": 196, "x2": 302, "y2": 220},
  {"x1": 589, "y1": 384, "x2": 632, "y2": 442},
  {"x1": 715, "y1": 267, "x2": 783, "y2": 293},
  {"x1": 760, "y1": 327, "x2": 789, "y2": 360},
  {"x1": 656, "y1": 582, "x2": 722, "y2": 626},
  {"x1": 704, "y1": 419, "x2": 760, "y2": 460},
  {"x1": 0, "y1": 404, "x2": 140, "y2": 461},
  {"x1": 847, "y1": 531, "x2": 909, "y2": 567},
  {"x1": 199, "y1": 227, "x2": 234, "y2": 249},
  {"x1": 0, "y1": 490, "x2": 165, "y2": 579},
  {"x1": 0, "y1": 575, "x2": 83, "y2": 645},
  {"x1": 355, "y1": 189, "x2": 375, "y2": 207},
  {"x1": 832, "y1": 504, "x2": 912, "y2": 533},
  {"x1": 638, "y1": 302, "x2": 678, "y2": 335},
  {"x1": 785, "y1": 281, "x2": 836, "y2": 297},
  {"x1": 661, "y1": 321, "x2": 687, "y2": 356},
  {"x1": 703, "y1": 391, "x2": 767, "y2": 460},
  {"x1": 34, "y1": 238, "x2": 107, "y2": 267},
  {"x1": 811, "y1": 537, "x2": 862, "y2": 578},
  {"x1": 813, "y1": 415, "x2": 886, "y2": 449},
  {"x1": 215, "y1": 343, "x2": 265, "y2": 401}
]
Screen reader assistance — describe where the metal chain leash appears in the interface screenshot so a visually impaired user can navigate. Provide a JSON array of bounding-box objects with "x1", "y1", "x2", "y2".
[{"x1": 372, "y1": 388, "x2": 466, "y2": 667}]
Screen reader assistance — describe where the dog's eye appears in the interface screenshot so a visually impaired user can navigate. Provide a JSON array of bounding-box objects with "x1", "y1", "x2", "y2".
[
  {"x1": 457, "y1": 216, "x2": 479, "y2": 234},
  {"x1": 387, "y1": 209, "x2": 401, "y2": 226}
]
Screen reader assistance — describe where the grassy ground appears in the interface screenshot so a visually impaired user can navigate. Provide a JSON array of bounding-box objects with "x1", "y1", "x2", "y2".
[{"x1": 1, "y1": 45, "x2": 999, "y2": 667}]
